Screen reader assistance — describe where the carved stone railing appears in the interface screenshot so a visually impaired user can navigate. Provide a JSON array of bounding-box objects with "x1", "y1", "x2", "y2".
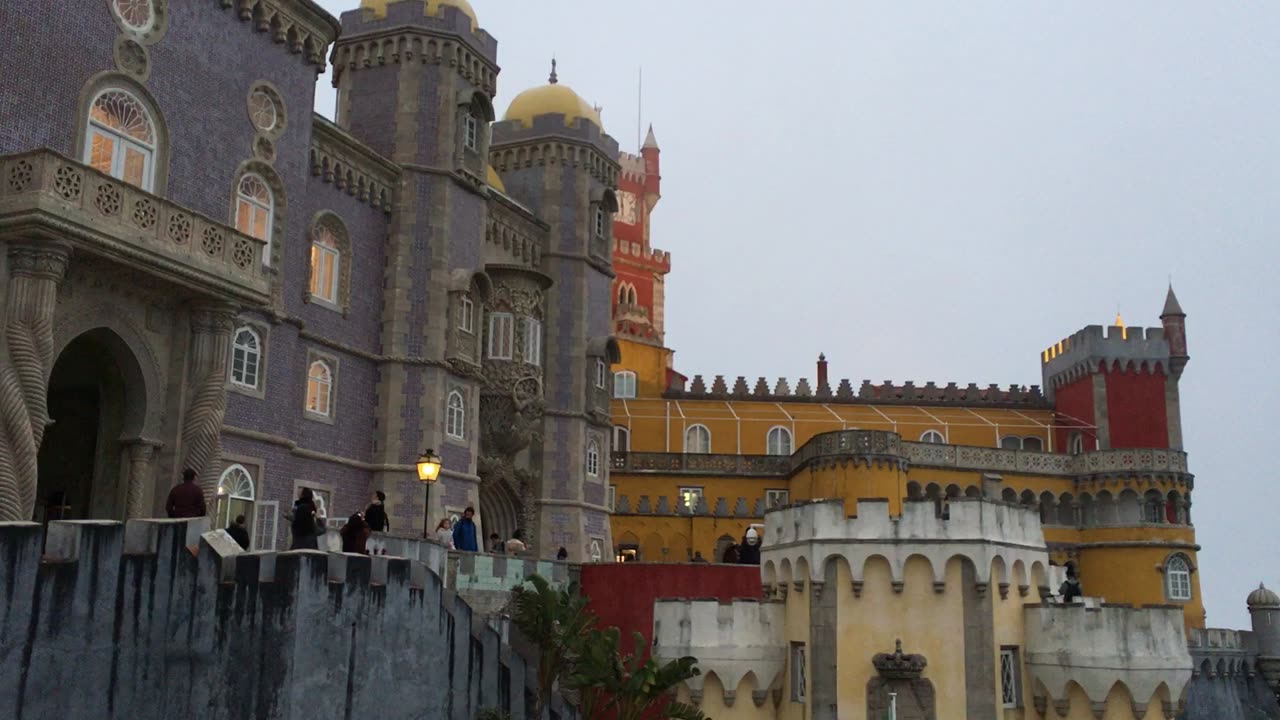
[
  {"x1": 614, "y1": 302, "x2": 649, "y2": 323},
  {"x1": 0, "y1": 150, "x2": 270, "y2": 305},
  {"x1": 611, "y1": 451, "x2": 789, "y2": 477},
  {"x1": 902, "y1": 442, "x2": 1189, "y2": 478}
]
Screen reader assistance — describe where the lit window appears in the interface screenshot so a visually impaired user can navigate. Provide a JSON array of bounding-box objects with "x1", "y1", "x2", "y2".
[
  {"x1": 463, "y1": 113, "x2": 479, "y2": 150},
  {"x1": 613, "y1": 370, "x2": 637, "y2": 399},
  {"x1": 85, "y1": 88, "x2": 156, "y2": 191},
  {"x1": 613, "y1": 426, "x2": 630, "y2": 452},
  {"x1": 306, "y1": 360, "x2": 333, "y2": 417},
  {"x1": 684, "y1": 425, "x2": 711, "y2": 454},
  {"x1": 309, "y1": 225, "x2": 340, "y2": 303},
  {"x1": 488, "y1": 312, "x2": 514, "y2": 359},
  {"x1": 766, "y1": 426, "x2": 793, "y2": 456},
  {"x1": 920, "y1": 430, "x2": 945, "y2": 444},
  {"x1": 1068, "y1": 432, "x2": 1084, "y2": 455},
  {"x1": 236, "y1": 174, "x2": 274, "y2": 263},
  {"x1": 214, "y1": 464, "x2": 256, "y2": 534},
  {"x1": 1167, "y1": 555, "x2": 1192, "y2": 600},
  {"x1": 1000, "y1": 436, "x2": 1023, "y2": 450},
  {"x1": 1000, "y1": 647, "x2": 1021, "y2": 708},
  {"x1": 230, "y1": 326, "x2": 261, "y2": 389},
  {"x1": 790, "y1": 643, "x2": 806, "y2": 703},
  {"x1": 586, "y1": 439, "x2": 600, "y2": 477},
  {"x1": 1022, "y1": 436, "x2": 1043, "y2": 452},
  {"x1": 678, "y1": 487, "x2": 703, "y2": 512},
  {"x1": 766, "y1": 489, "x2": 789, "y2": 509},
  {"x1": 595, "y1": 358, "x2": 607, "y2": 389},
  {"x1": 594, "y1": 207, "x2": 606, "y2": 237},
  {"x1": 524, "y1": 317, "x2": 542, "y2": 366},
  {"x1": 459, "y1": 296, "x2": 474, "y2": 333},
  {"x1": 112, "y1": 0, "x2": 155, "y2": 31},
  {"x1": 446, "y1": 390, "x2": 466, "y2": 439},
  {"x1": 607, "y1": 484, "x2": 617, "y2": 512}
]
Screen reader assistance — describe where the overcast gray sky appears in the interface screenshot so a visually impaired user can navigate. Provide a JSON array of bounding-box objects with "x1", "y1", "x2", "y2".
[{"x1": 314, "y1": 1, "x2": 1279, "y2": 629}]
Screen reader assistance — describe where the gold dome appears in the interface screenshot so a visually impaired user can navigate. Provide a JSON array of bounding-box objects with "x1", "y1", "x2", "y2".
[
  {"x1": 360, "y1": 0, "x2": 478, "y2": 31},
  {"x1": 486, "y1": 164, "x2": 506, "y2": 193},
  {"x1": 503, "y1": 60, "x2": 603, "y2": 131}
]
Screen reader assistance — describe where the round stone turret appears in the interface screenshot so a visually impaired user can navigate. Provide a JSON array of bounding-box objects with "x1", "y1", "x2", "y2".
[{"x1": 1249, "y1": 583, "x2": 1280, "y2": 608}]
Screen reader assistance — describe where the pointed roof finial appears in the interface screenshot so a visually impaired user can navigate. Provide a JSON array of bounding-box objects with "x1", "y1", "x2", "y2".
[
  {"x1": 643, "y1": 123, "x2": 660, "y2": 150},
  {"x1": 549, "y1": 57, "x2": 558, "y2": 85},
  {"x1": 1162, "y1": 283, "x2": 1185, "y2": 317}
]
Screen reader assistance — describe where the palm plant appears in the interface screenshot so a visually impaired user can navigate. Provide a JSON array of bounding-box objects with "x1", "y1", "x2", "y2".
[{"x1": 509, "y1": 574, "x2": 598, "y2": 719}]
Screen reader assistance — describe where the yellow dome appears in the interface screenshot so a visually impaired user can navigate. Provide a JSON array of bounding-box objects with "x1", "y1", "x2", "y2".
[
  {"x1": 486, "y1": 164, "x2": 506, "y2": 193},
  {"x1": 503, "y1": 61, "x2": 603, "y2": 131},
  {"x1": 360, "y1": 0, "x2": 478, "y2": 31}
]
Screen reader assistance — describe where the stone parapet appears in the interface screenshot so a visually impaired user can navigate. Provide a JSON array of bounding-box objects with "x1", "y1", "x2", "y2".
[
  {"x1": 652, "y1": 598, "x2": 786, "y2": 707},
  {"x1": 666, "y1": 374, "x2": 1048, "y2": 408},
  {"x1": 1042, "y1": 324, "x2": 1172, "y2": 397},
  {"x1": 309, "y1": 115, "x2": 398, "y2": 212},
  {"x1": 447, "y1": 551, "x2": 576, "y2": 616},
  {"x1": 1023, "y1": 603, "x2": 1192, "y2": 710},
  {"x1": 0, "y1": 150, "x2": 270, "y2": 305}
]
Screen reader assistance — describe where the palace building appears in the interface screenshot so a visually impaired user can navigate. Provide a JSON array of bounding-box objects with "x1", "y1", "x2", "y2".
[{"x1": 1, "y1": 2, "x2": 1277, "y2": 719}]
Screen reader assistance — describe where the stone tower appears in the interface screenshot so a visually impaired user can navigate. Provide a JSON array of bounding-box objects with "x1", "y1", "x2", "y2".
[
  {"x1": 331, "y1": 0, "x2": 501, "y2": 533},
  {"x1": 490, "y1": 63, "x2": 620, "y2": 561},
  {"x1": 612, "y1": 125, "x2": 671, "y2": 347}
]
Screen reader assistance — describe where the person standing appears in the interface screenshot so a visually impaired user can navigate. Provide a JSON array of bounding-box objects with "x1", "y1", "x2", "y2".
[
  {"x1": 287, "y1": 488, "x2": 320, "y2": 550},
  {"x1": 341, "y1": 512, "x2": 371, "y2": 554},
  {"x1": 488, "y1": 533, "x2": 503, "y2": 553},
  {"x1": 364, "y1": 491, "x2": 390, "y2": 533},
  {"x1": 166, "y1": 468, "x2": 207, "y2": 519},
  {"x1": 225, "y1": 514, "x2": 251, "y2": 550},
  {"x1": 452, "y1": 507, "x2": 479, "y2": 552},
  {"x1": 434, "y1": 518, "x2": 455, "y2": 549}
]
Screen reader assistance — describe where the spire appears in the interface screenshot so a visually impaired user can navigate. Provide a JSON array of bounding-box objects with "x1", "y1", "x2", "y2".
[
  {"x1": 643, "y1": 124, "x2": 659, "y2": 150},
  {"x1": 1114, "y1": 311, "x2": 1127, "y2": 339},
  {"x1": 549, "y1": 57, "x2": 558, "y2": 85},
  {"x1": 1161, "y1": 284, "x2": 1185, "y2": 317}
]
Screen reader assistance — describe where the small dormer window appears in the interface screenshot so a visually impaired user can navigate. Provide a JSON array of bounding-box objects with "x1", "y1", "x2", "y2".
[
  {"x1": 594, "y1": 207, "x2": 606, "y2": 238},
  {"x1": 463, "y1": 113, "x2": 479, "y2": 151}
]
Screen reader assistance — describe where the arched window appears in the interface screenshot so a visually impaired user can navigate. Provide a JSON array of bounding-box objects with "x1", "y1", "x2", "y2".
[
  {"x1": 1000, "y1": 436, "x2": 1023, "y2": 450},
  {"x1": 215, "y1": 464, "x2": 255, "y2": 537},
  {"x1": 613, "y1": 370, "x2": 637, "y2": 399},
  {"x1": 613, "y1": 426, "x2": 630, "y2": 452},
  {"x1": 306, "y1": 360, "x2": 333, "y2": 417},
  {"x1": 463, "y1": 111, "x2": 479, "y2": 151},
  {"x1": 85, "y1": 88, "x2": 157, "y2": 190},
  {"x1": 1068, "y1": 432, "x2": 1084, "y2": 456},
  {"x1": 766, "y1": 426, "x2": 793, "y2": 456},
  {"x1": 236, "y1": 174, "x2": 274, "y2": 262},
  {"x1": 685, "y1": 424, "x2": 711, "y2": 454},
  {"x1": 586, "y1": 438, "x2": 600, "y2": 477},
  {"x1": 309, "y1": 224, "x2": 341, "y2": 304},
  {"x1": 627, "y1": 286, "x2": 638, "y2": 305},
  {"x1": 617, "y1": 284, "x2": 628, "y2": 305},
  {"x1": 1022, "y1": 436, "x2": 1043, "y2": 452},
  {"x1": 230, "y1": 326, "x2": 261, "y2": 389},
  {"x1": 1166, "y1": 555, "x2": 1192, "y2": 600},
  {"x1": 446, "y1": 391, "x2": 466, "y2": 439},
  {"x1": 920, "y1": 430, "x2": 945, "y2": 444}
]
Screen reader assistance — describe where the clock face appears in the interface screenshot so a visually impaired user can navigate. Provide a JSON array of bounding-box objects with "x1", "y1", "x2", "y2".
[{"x1": 618, "y1": 191, "x2": 639, "y2": 225}]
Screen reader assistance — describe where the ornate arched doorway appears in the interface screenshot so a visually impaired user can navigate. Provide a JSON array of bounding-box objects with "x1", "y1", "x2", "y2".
[
  {"x1": 36, "y1": 328, "x2": 149, "y2": 522},
  {"x1": 480, "y1": 477, "x2": 522, "y2": 552}
]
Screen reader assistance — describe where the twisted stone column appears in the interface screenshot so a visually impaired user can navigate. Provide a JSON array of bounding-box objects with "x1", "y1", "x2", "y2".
[
  {"x1": 123, "y1": 439, "x2": 162, "y2": 518},
  {"x1": 180, "y1": 302, "x2": 236, "y2": 511},
  {"x1": 0, "y1": 242, "x2": 70, "y2": 521}
]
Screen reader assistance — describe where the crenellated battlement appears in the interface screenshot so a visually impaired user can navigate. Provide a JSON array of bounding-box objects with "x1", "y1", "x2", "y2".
[
  {"x1": 613, "y1": 237, "x2": 671, "y2": 271},
  {"x1": 1041, "y1": 324, "x2": 1172, "y2": 394},
  {"x1": 652, "y1": 598, "x2": 786, "y2": 707},
  {"x1": 618, "y1": 151, "x2": 647, "y2": 182},
  {"x1": 666, "y1": 374, "x2": 1047, "y2": 408},
  {"x1": 491, "y1": 117, "x2": 621, "y2": 183},
  {"x1": 761, "y1": 498, "x2": 1050, "y2": 591},
  {"x1": 1024, "y1": 603, "x2": 1192, "y2": 715}
]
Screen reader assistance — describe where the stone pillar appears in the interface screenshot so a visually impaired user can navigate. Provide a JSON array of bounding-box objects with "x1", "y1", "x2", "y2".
[
  {"x1": 0, "y1": 241, "x2": 71, "y2": 521},
  {"x1": 123, "y1": 438, "x2": 163, "y2": 518},
  {"x1": 180, "y1": 302, "x2": 236, "y2": 509}
]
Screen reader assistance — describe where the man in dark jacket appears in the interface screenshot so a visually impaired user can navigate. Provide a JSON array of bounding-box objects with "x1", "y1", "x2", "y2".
[
  {"x1": 226, "y1": 515, "x2": 251, "y2": 550},
  {"x1": 364, "y1": 491, "x2": 390, "y2": 533},
  {"x1": 166, "y1": 469, "x2": 207, "y2": 519},
  {"x1": 452, "y1": 507, "x2": 479, "y2": 552}
]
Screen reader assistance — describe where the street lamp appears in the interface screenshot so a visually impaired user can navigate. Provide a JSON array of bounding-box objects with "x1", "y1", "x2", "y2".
[{"x1": 417, "y1": 448, "x2": 442, "y2": 538}]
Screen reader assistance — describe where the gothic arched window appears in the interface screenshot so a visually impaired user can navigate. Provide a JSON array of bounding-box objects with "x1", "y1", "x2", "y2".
[
  {"x1": 236, "y1": 174, "x2": 274, "y2": 262},
  {"x1": 230, "y1": 326, "x2": 261, "y2": 389},
  {"x1": 85, "y1": 88, "x2": 157, "y2": 190},
  {"x1": 446, "y1": 391, "x2": 466, "y2": 439}
]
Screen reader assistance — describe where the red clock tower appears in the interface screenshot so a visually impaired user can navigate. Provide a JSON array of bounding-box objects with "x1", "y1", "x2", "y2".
[{"x1": 612, "y1": 125, "x2": 670, "y2": 345}]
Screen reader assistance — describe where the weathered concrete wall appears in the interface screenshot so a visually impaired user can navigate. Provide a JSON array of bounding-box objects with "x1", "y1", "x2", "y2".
[{"x1": 0, "y1": 519, "x2": 575, "y2": 720}]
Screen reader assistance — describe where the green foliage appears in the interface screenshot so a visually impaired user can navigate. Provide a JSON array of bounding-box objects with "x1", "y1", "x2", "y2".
[{"x1": 510, "y1": 574, "x2": 709, "y2": 720}]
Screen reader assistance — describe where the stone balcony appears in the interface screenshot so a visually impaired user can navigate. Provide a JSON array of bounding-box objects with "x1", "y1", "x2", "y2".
[{"x1": 0, "y1": 150, "x2": 270, "y2": 305}]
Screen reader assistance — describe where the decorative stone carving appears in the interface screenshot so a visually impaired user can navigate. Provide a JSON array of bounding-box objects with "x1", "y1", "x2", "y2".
[
  {"x1": 124, "y1": 439, "x2": 162, "y2": 518},
  {"x1": 0, "y1": 242, "x2": 71, "y2": 521},
  {"x1": 867, "y1": 640, "x2": 935, "y2": 720},
  {"x1": 180, "y1": 303, "x2": 236, "y2": 508}
]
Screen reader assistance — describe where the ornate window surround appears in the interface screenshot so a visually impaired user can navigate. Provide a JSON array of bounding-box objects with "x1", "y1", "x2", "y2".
[
  {"x1": 109, "y1": 0, "x2": 170, "y2": 44},
  {"x1": 228, "y1": 321, "x2": 269, "y2": 399},
  {"x1": 74, "y1": 72, "x2": 170, "y2": 194},
  {"x1": 305, "y1": 212, "x2": 352, "y2": 315},
  {"x1": 246, "y1": 81, "x2": 288, "y2": 140},
  {"x1": 229, "y1": 160, "x2": 287, "y2": 269},
  {"x1": 1160, "y1": 552, "x2": 1196, "y2": 602},
  {"x1": 303, "y1": 349, "x2": 338, "y2": 424},
  {"x1": 766, "y1": 426, "x2": 793, "y2": 456},
  {"x1": 446, "y1": 389, "x2": 467, "y2": 441}
]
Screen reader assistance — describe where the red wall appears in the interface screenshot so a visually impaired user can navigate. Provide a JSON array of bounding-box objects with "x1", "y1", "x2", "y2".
[
  {"x1": 579, "y1": 563, "x2": 763, "y2": 657},
  {"x1": 1052, "y1": 376, "x2": 1096, "y2": 452},
  {"x1": 1104, "y1": 366, "x2": 1169, "y2": 448}
]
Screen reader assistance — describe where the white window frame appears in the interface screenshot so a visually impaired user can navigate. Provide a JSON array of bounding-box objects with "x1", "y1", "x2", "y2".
[
  {"x1": 84, "y1": 88, "x2": 157, "y2": 191},
  {"x1": 596, "y1": 359, "x2": 607, "y2": 389},
  {"x1": 613, "y1": 426, "x2": 630, "y2": 452},
  {"x1": 488, "y1": 312, "x2": 514, "y2": 360},
  {"x1": 1068, "y1": 432, "x2": 1084, "y2": 455},
  {"x1": 463, "y1": 112, "x2": 479, "y2": 151},
  {"x1": 765, "y1": 489, "x2": 789, "y2": 509},
  {"x1": 230, "y1": 326, "x2": 262, "y2": 390},
  {"x1": 252, "y1": 500, "x2": 278, "y2": 551},
  {"x1": 594, "y1": 207, "x2": 606, "y2": 238},
  {"x1": 1000, "y1": 647, "x2": 1020, "y2": 708},
  {"x1": 1166, "y1": 555, "x2": 1192, "y2": 601},
  {"x1": 790, "y1": 642, "x2": 806, "y2": 703},
  {"x1": 586, "y1": 438, "x2": 600, "y2": 477},
  {"x1": 920, "y1": 430, "x2": 945, "y2": 444},
  {"x1": 524, "y1": 317, "x2": 542, "y2": 366},
  {"x1": 684, "y1": 424, "x2": 711, "y2": 454},
  {"x1": 306, "y1": 360, "x2": 334, "y2": 417},
  {"x1": 459, "y1": 296, "x2": 474, "y2": 333},
  {"x1": 215, "y1": 464, "x2": 256, "y2": 531},
  {"x1": 678, "y1": 486, "x2": 704, "y2": 513},
  {"x1": 112, "y1": 0, "x2": 158, "y2": 33},
  {"x1": 766, "y1": 426, "x2": 793, "y2": 456},
  {"x1": 607, "y1": 484, "x2": 617, "y2": 512},
  {"x1": 236, "y1": 173, "x2": 274, "y2": 263},
  {"x1": 446, "y1": 390, "x2": 466, "y2": 440},
  {"x1": 309, "y1": 227, "x2": 340, "y2": 303},
  {"x1": 613, "y1": 370, "x2": 637, "y2": 399}
]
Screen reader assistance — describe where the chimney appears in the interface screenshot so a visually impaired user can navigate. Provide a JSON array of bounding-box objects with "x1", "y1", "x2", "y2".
[{"x1": 817, "y1": 353, "x2": 829, "y2": 391}]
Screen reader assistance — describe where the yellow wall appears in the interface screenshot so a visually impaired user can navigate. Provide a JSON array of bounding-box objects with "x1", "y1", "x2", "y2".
[
  {"x1": 615, "y1": 339, "x2": 673, "y2": 400},
  {"x1": 791, "y1": 462, "x2": 910, "y2": 516}
]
